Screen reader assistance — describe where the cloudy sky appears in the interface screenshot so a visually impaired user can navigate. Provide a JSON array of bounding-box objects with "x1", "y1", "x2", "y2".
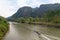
[{"x1": 0, "y1": 0, "x2": 60, "y2": 17}]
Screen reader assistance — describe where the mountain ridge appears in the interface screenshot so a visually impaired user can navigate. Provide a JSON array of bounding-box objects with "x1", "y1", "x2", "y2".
[{"x1": 8, "y1": 3, "x2": 60, "y2": 20}]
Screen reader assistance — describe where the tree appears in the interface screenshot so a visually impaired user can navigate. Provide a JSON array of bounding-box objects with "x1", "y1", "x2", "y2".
[
  {"x1": 43, "y1": 10, "x2": 60, "y2": 22},
  {"x1": 18, "y1": 17, "x2": 25, "y2": 23}
]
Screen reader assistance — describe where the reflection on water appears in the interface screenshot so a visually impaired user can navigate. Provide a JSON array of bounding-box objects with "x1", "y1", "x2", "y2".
[{"x1": 3, "y1": 22, "x2": 60, "y2": 40}]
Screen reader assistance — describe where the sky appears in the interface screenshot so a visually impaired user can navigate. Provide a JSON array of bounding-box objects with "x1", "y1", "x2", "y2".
[{"x1": 0, "y1": 0, "x2": 60, "y2": 18}]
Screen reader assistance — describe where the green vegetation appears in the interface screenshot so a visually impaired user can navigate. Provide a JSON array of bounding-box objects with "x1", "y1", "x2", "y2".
[
  {"x1": 0, "y1": 16, "x2": 9, "y2": 40},
  {"x1": 16, "y1": 17, "x2": 40, "y2": 23},
  {"x1": 44, "y1": 10, "x2": 60, "y2": 23}
]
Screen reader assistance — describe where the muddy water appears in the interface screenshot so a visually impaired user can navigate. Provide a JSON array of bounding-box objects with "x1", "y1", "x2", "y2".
[{"x1": 3, "y1": 22, "x2": 60, "y2": 40}]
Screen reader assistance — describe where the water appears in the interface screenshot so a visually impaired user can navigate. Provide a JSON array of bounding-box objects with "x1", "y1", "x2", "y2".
[{"x1": 3, "y1": 22, "x2": 60, "y2": 40}]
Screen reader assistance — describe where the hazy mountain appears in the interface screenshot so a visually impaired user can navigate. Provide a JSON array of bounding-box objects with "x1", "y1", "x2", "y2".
[
  {"x1": 11, "y1": 6, "x2": 32, "y2": 18},
  {"x1": 8, "y1": 3, "x2": 60, "y2": 20},
  {"x1": 37, "y1": 3, "x2": 60, "y2": 15}
]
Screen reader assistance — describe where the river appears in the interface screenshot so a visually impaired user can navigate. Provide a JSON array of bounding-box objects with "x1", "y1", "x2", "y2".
[{"x1": 2, "y1": 22, "x2": 60, "y2": 40}]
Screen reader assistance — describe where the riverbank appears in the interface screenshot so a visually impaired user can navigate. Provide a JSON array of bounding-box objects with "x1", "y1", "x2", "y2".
[
  {"x1": 11, "y1": 21, "x2": 60, "y2": 27},
  {"x1": 0, "y1": 25, "x2": 9, "y2": 40},
  {"x1": 29, "y1": 22, "x2": 60, "y2": 27},
  {"x1": 0, "y1": 16, "x2": 9, "y2": 40},
  {"x1": 13, "y1": 21, "x2": 60, "y2": 27}
]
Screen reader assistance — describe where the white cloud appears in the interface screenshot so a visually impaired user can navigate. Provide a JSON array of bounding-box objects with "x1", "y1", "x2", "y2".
[
  {"x1": 16, "y1": 0, "x2": 60, "y2": 8},
  {"x1": 17, "y1": 0, "x2": 28, "y2": 7},
  {"x1": 17, "y1": 0, "x2": 41, "y2": 7},
  {"x1": 0, "y1": 0, "x2": 18, "y2": 17},
  {"x1": 43, "y1": 0, "x2": 60, "y2": 3}
]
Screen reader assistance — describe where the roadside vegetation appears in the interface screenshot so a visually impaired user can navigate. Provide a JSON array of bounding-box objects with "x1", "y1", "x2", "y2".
[{"x1": 0, "y1": 16, "x2": 9, "y2": 40}]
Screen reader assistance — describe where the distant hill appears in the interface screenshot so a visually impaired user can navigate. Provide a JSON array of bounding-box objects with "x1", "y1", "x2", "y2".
[
  {"x1": 8, "y1": 3, "x2": 60, "y2": 20},
  {"x1": 37, "y1": 3, "x2": 60, "y2": 16}
]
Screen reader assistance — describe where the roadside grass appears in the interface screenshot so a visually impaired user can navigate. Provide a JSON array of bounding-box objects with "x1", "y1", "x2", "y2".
[{"x1": 0, "y1": 16, "x2": 9, "y2": 40}]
